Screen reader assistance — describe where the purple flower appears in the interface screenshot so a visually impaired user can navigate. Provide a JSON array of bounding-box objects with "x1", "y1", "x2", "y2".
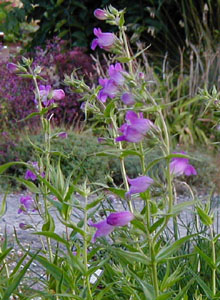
[
  {"x1": 88, "y1": 219, "x2": 114, "y2": 243},
  {"x1": 25, "y1": 162, "x2": 44, "y2": 181},
  {"x1": 25, "y1": 170, "x2": 37, "y2": 181},
  {"x1": 39, "y1": 85, "x2": 65, "y2": 106},
  {"x1": 108, "y1": 63, "x2": 125, "y2": 85},
  {"x1": 126, "y1": 176, "x2": 154, "y2": 196},
  {"x1": 91, "y1": 28, "x2": 116, "y2": 51},
  {"x1": 58, "y1": 132, "x2": 68, "y2": 139},
  {"x1": 116, "y1": 111, "x2": 153, "y2": 143},
  {"x1": 170, "y1": 152, "x2": 197, "y2": 176},
  {"x1": 94, "y1": 9, "x2": 108, "y2": 20},
  {"x1": 107, "y1": 211, "x2": 134, "y2": 226},
  {"x1": 18, "y1": 196, "x2": 36, "y2": 214},
  {"x1": 121, "y1": 93, "x2": 135, "y2": 105},
  {"x1": 98, "y1": 78, "x2": 118, "y2": 102},
  {"x1": 88, "y1": 211, "x2": 134, "y2": 242}
]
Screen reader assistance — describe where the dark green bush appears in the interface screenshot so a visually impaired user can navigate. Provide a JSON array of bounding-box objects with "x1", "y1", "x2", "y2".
[{"x1": 17, "y1": 0, "x2": 219, "y2": 65}]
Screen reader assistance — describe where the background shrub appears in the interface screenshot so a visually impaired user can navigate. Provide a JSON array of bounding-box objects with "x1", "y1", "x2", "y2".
[
  {"x1": 17, "y1": 0, "x2": 219, "y2": 67},
  {"x1": 0, "y1": 37, "x2": 96, "y2": 133}
]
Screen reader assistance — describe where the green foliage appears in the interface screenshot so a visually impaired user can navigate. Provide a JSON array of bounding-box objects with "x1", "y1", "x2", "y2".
[
  {"x1": 17, "y1": 0, "x2": 219, "y2": 65},
  {"x1": 0, "y1": 2, "x2": 26, "y2": 43}
]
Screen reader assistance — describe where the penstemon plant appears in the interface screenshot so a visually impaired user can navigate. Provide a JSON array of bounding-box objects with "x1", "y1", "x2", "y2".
[{"x1": 0, "y1": 5, "x2": 219, "y2": 300}]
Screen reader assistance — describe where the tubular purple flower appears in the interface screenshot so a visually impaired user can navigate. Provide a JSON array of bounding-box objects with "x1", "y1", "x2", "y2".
[
  {"x1": 91, "y1": 28, "x2": 116, "y2": 51},
  {"x1": 126, "y1": 176, "x2": 154, "y2": 195},
  {"x1": 94, "y1": 9, "x2": 108, "y2": 20},
  {"x1": 108, "y1": 63, "x2": 125, "y2": 85},
  {"x1": 18, "y1": 196, "x2": 36, "y2": 214},
  {"x1": 25, "y1": 170, "x2": 37, "y2": 181},
  {"x1": 121, "y1": 93, "x2": 135, "y2": 105},
  {"x1": 116, "y1": 111, "x2": 154, "y2": 143},
  {"x1": 98, "y1": 78, "x2": 118, "y2": 102},
  {"x1": 88, "y1": 219, "x2": 114, "y2": 243},
  {"x1": 170, "y1": 152, "x2": 197, "y2": 176},
  {"x1": 107, "y1": 211, "x2": 134, "y2": 226},
  {"x1": 88, "y1": 211, "x2": 134, "y2": 243}
]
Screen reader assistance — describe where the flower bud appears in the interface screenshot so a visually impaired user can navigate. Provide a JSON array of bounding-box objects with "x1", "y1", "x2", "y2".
[
  {"x1": 58, "y1": 132, "x2": 68, "y2": 139},
  {"x1": 94, "y1": 9, "x2": 108, "y2": 20},
  {"x1": 7, "y1": 62, "x2": 18, "y2": 72},
  {"x1": 52, "y1": 89, "x2": 65, "y2": 100},
  {"x1": 121, "y1": 93, "x2": 135, "y2": 105},
  {"x1": 107, "y1": 211, "x2": 134, "y2": 226}
]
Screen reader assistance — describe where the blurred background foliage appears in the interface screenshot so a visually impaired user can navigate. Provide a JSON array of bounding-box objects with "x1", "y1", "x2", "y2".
[{"x1": 4, "y1": 0, "x2": 219, "y2": 61}]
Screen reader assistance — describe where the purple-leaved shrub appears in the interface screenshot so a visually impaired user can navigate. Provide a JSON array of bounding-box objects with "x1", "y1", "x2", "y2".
[{"x1": 0, "y1": 37, "x2": 96, "y2": 134}]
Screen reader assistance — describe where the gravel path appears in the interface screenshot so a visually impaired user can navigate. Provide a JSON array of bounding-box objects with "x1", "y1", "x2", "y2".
[
  {"x1": 0, "y1": 189, "x2": 220, "y2": 295},
  {"x1": 1, "y1": 188, "x2": 219, "y2": 242}
]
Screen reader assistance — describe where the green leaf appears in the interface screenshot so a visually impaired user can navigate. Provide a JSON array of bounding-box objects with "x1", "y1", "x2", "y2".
[
  {"x1": 128, "y1": 269, "x2": 155, "y2": 299},
  {"x1": 120, "y1": 149, "x2": 141, "y2": 158},
  {"x1": 33, "y1": 232, "x2": 68, "y2": 246},
  {"x1": 32, "y1": 254, "x2": 72, "y2": 287},
  {"x1": 0, "y1": 192, "x2": 7, "y2": 218},
  {"x1": 112, "y1": 249, "x2": 151, "y2": 265},
  {"x1": 104, "y1": 101, "x2": 115, "y2": 118},
  {"x1": 0, "y1": 162, "x2": 28, "y2": 175},
  {"x1": 0, "y1": 247, "x2": 12, "y2": 262},
  {"x1": 16, "y1": 178, "x2": 40, "y2": 193},
  {"x1": 195, "y1": 246, "x2": 215, "y2": 268},
  {"x1": 156, "y1": 234, "x2": 196, "y2": 262},
  {"x1": 108, "y1": 187, "x2": 126, "y2": 199},
  {"x1": 145, "y1": 156, "x2": 164, "y2": 173},
  {"x1": 42, "y1": 214, "x2": 55, "y2": 232},
  {"x1": 38, "y1": 176, "x2": 63, "y2": 202},
  {"x1": 94, "y1": 151, "x2": 120, "y2": 158},
  {"x1": 59, "y1": 219, "x2": 86, "y2": 238},
  {"x1": 86, "y1": 196, "x2": 104, "y2": 210},
  {"x1": 119, "y1": 13, "x2": 125, "y2": 27},
  {"x1": 116, "y1": 57, "x2": 131, "y2": 63},
  {"x1": 150, "y1": 217, "x2": 164, "y2": 233},
  {"x1": 196, "y1": 206, "x2": 213, "y2": 226},
  {"x1": 156, "y1": 292, "x2": 174, "y2": 300},
  {"x1": 172, "y1": 200, "x2": 197, "y2": 215},
  {"x1": 47, "y1": 197, "x2": 62, "y2": 212},
  {"x1": 173, "y1": 278, "x2": 194, "y2": 300},
  {"x1": 2, "y1": 251, "x2": 37, "y2": 300},
  {"x1": 187, "y1": 268, "x2": 213, "y2": 299},
  {"x1": 56, "y1": 0, "x2": 65, "y2": 5}
]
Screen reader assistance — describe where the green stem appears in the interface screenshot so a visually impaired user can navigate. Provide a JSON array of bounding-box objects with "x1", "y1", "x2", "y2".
[
  {"x1": 145, "y1": 90, "x2": 175, "y2": 243},
  {"x1": 84, "y1": 195, "x2": 93, "y2": 299},
  {"x1": 145, "y1": 195, "x2": 160, "y2": 297},
  {"x1": 121, "y1": 27, "x2": 133, "y2": 74},
  {"x1": 31, "y1": 71, "x2": 53, "y2": 262},
  {"x1": 210, "y1": 226, "x2": 216, "y2": 295},
  {"x1": 151, "y1": 252, "x2": 160, "y2": 297},
  {"x1": 0, "y1": 247, "x2": 10, "y2": 279},
  {"x1": 110, "y1": 116, "x2": 133, "y2": 213},
  {"x1": 139, "y1": 142, "x2": 146, "y2": 173}
]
